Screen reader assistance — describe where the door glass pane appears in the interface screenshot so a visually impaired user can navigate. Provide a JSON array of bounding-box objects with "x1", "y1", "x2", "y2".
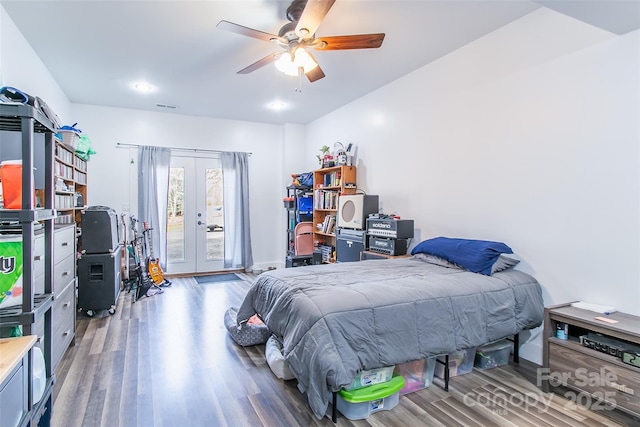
[
  {"x1": 168, "y1": 167, "x2": 185, "y2": 261},
  {"x1": 205, "y1": 168, "x2": 224, "y2": 260}
]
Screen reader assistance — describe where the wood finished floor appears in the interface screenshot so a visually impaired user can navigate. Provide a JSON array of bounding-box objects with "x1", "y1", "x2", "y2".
[{"x1": 51, "y1": 274, "x2": 636, "y2": 427}]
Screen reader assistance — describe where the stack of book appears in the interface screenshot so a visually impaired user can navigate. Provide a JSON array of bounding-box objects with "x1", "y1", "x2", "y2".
[
  {"x1": 317, "y1": 244, "x2": 333, "y2": 263},
  {"x1": 323, "y1": 171, "x2": 342, "y2": 187},
  {"x1": 320, "y1": 215, "x2": 336, "y2": 234},
  {"x1": 313, "y1": 190, "x2": 339, "y2": 210}
]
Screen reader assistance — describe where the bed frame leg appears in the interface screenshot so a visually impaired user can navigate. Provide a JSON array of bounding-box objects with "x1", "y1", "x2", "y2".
[
  {"x1": 444, "y1": 354, "x2": 450, "y2": 392},
  {"x1": 433, "y1": 335, "x2": 519, "y2": 396},
  {"x1": 332, "y1": 391, "x2": 337, "y2": 423},
  {"x1": 435, "y1": 355, "x2": 450, "y2": 392}
]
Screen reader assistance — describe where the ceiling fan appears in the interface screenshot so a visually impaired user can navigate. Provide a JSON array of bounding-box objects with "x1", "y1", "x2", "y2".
[{"x1": 217, "y1": 0, "x2": 385, "y2": 83}]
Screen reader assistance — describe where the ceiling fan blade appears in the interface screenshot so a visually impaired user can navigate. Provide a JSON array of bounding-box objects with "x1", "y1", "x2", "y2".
[
  {"x1": 306, "y1": 65, "x2": 325, "y2": 83},
  {"x1": 217, "y1": 20, "x2": 279, "y2": 43},
  {"x1": 314, "y1": 33, "x2": 385, "y2": 50},
  {"x1": 237, "y1": 52, "x2": 280, "y2": 74},
  {"x1": 295, "y1": 0, "x2": 336, "y2": 38},
  {"x1": 305, "y1": 51, "x2": 325, "y2": 82}
]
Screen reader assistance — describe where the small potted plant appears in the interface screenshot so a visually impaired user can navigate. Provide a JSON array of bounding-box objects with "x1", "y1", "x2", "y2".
[{"x1": 316, "y1": 145, "x2": 331, "y2": 167}]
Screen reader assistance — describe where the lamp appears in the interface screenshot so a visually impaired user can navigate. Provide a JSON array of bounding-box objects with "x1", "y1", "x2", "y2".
[{"x1": 275, "y1": 48, "x2": 318, "y2": 76}]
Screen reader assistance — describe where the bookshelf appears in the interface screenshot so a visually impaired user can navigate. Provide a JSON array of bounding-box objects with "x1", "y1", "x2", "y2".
[
  {"x1": 312, "y1": 165, "x2": 356, "y2": 261},
  {"x1": 53, "y1": 141, "x2": 87, "y2": 228}
]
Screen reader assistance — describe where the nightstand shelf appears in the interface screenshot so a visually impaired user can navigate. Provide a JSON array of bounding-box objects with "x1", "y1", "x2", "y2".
[{"x1": 543, "y1": 303, "x2": 640, "y2": 420}]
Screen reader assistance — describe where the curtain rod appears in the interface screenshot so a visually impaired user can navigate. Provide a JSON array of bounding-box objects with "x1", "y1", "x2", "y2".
[{"x1": 116, "y1": 142, "x2": 252, "y2": 155}]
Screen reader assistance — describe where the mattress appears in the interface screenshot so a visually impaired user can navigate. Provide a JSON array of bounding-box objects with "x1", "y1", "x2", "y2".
[{"x1": 236, "y1": 257, "x2": 544, "y2": 418}]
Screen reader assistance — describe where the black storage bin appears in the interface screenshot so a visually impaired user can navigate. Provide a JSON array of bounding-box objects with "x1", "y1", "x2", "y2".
[
  {"x1": 336, "y1": 228, "x2": 366, "y2": 262},
  {"x1": 77, "y1": 245, "x2": 122, "y2": 314}
]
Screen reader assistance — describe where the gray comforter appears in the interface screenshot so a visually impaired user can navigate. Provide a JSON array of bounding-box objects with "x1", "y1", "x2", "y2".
[{"x1": 236, "y1": 257, "x2": 544, "y2": 419}]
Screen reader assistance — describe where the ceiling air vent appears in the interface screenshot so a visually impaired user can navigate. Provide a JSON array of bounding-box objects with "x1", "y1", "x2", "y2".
[{"x1": 156, "y1": 104, "x2": 177, "y2": 109}]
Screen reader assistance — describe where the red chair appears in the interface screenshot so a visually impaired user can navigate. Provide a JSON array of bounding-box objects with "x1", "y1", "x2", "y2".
[{"x1": 294, "y1": 222, "x2": 314, "y2": 256}]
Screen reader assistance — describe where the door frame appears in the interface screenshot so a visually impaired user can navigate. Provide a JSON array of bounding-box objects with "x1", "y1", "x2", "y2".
[{"x1": 166, "y1": 155, "x2": 224, "y2": 274}]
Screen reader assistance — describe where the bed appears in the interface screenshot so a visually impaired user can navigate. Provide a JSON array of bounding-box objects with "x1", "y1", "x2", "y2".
[{"x1": 236, "y1": 239, "x2": 544, "y2": 419}]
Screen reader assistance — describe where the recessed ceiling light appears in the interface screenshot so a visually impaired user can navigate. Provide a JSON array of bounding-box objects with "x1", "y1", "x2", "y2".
[
  {"x1": 268, "y1": 101, "x2": 287, "y2": 111},
  {"x1": 133, "y1": 82, "x2": 153, "y2": 93}
]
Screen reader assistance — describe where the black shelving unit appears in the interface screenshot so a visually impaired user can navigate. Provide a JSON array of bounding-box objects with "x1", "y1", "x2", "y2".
[
  {"x1": 0, "y1": 103, "x2": 56, "y2": 427},
  {"x1": 284, "y1": 185, "x2": 313, "y2": 263}
]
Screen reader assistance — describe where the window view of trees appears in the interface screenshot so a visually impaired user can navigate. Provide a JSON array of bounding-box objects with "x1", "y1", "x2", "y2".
[
  {"x1": 167, "y1": 167, "x2": 224, "y2": 263},
  {"x1": 168, "y1": 167, "x2": 185, "y2": 261},
  {"x1": 168, "y1": 167, "x2": 184, "y2": 218}
]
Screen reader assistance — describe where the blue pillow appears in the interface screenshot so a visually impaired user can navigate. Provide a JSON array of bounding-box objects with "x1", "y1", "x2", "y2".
[{"x1": 411, "y1": 237, "x2": 513, "y2": 275}]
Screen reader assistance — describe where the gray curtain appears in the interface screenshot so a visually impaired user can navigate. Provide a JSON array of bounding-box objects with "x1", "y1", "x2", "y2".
[
  {"x1": 220, "y1": 152, "x2": 253, "y2": 270},
  {"x1": 138, "y1": 146, "x2": 171, "y2": 269}
]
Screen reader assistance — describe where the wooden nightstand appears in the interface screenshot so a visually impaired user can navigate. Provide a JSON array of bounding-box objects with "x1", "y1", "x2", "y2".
[{"x1": 543, "y1": 303, "x2": 640, "y2": 419}]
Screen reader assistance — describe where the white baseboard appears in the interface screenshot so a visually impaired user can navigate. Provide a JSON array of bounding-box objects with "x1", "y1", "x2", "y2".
[{"x1": 249, "y1": 262, "x2": 284, "y2": 274}]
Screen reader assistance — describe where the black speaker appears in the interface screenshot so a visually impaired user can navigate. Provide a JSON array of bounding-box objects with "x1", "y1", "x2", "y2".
[
  {"x1": 77, "y1": 245, "x2": 121, "y2": 312},
  {"x1": 312, "y1": 250, "x2": 323, "y2": 265},
  {"x1": 286, "y1": 255, "x2": 312, "y2": 268},
  {"x1": 82, "y1": 206, "x2": 119, "y2": 254}
]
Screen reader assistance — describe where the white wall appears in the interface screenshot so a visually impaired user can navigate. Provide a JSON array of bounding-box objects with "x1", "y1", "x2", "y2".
[
  {"x1": 69, "y1": 104, "x2": 285, "y2": 271},
  {"x1": 1, "y1": 4, "x2": 289, "y2": 272},
  {"x1": 0, "y1": 5, "x2": 70, "y2": 122},
  {"x1": 305, "y1": 9, "x2": 640, "y2": 364},
  {"x1": 282, "y1": 123, "x2": 308, "y2": 255}
]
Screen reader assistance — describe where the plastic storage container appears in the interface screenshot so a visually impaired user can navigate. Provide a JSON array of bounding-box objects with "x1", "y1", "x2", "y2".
[
  {"x1": 344, "y1": 365, "x2": 395, "y2": 391},
  {"x1": 435, "y1": 347, "x2": 476, "y2": 378},
  {"x1": 336, "y1": 374, "x2": 405, "y2": 420},
  {"x1": 474, "y1": 339, "x2": 512, "y2": 370},
  {"x1": 56, "y1": 129, "x2": 80, "y2": 151},
  {"x1": 394, "y1": 357, "x2": 436, "y2": 394},
  {"x1": 0, "y1": 160, "x2": 34, "y2": 209},
  {"x1": 283, "y1": 197, "x2": 294, "y2": 209}
]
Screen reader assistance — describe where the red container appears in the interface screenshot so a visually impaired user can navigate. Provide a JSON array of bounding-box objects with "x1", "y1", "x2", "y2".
[{"x1": 1, "y1": 160, "x2": 33, "y2": 209}]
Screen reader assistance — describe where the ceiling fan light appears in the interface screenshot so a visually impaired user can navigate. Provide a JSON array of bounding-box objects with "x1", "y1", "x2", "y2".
[
  {"x1": 275, "y1": 54, "x2": 294, "y2": 74},
  {"x1": 294, "y1": 48, "x2": 318, "y2": 72},
  {"x1": 284, "y1": 67, "x2": 299, "y2": 77},
  {"x1": 275, "y1": 52, "x2": 302, "y2": 76}
]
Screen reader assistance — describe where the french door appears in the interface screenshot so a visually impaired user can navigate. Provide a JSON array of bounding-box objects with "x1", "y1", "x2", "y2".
[{"x1": 166, "y1": 156, "x2": 224, "y2": 274}]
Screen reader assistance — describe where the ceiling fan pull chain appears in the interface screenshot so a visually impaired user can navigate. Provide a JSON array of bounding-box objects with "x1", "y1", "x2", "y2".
[{"x1": 296, "y1": 68, "x2": 303, "y2": 92}]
